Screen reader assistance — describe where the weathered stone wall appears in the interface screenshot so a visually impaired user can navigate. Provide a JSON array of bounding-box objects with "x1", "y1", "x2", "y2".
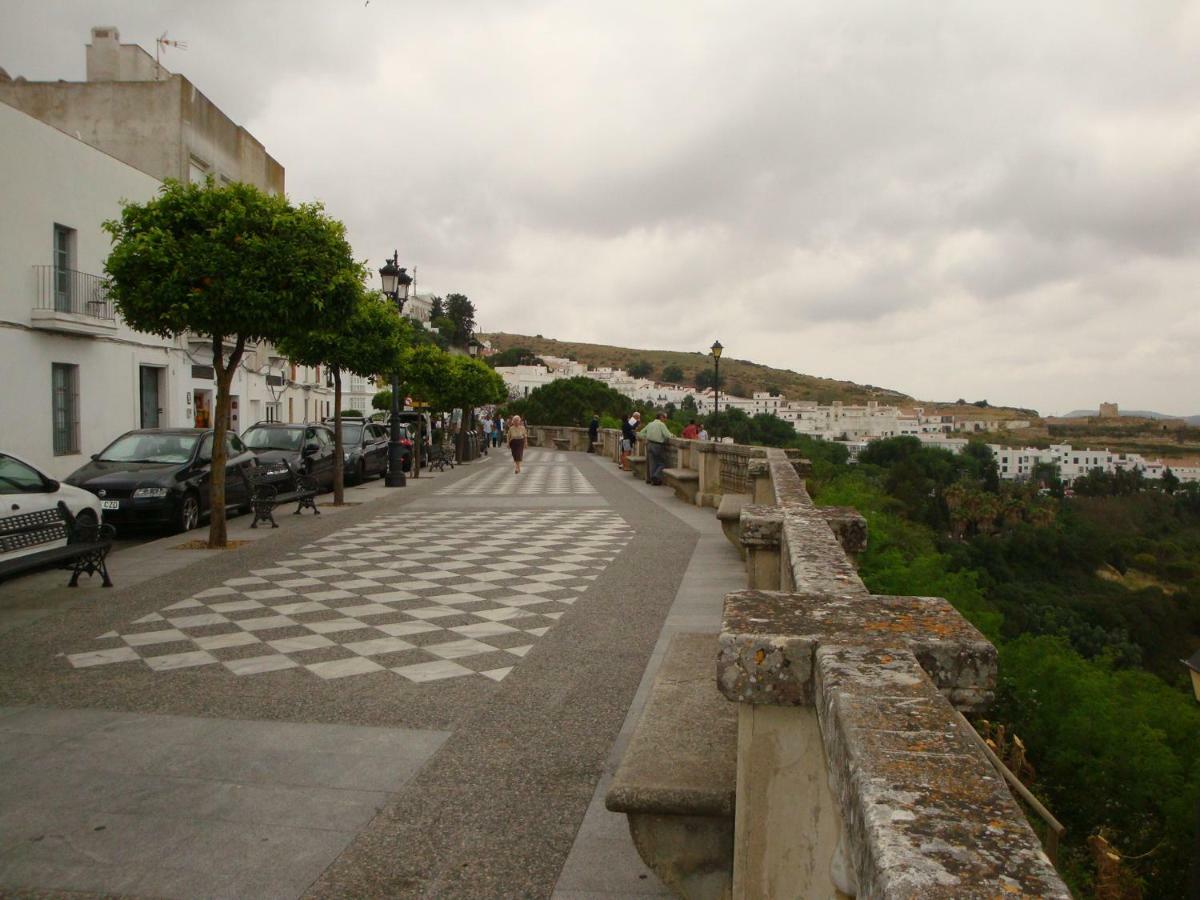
[{"x1": 718, "y1": 449, "x2": 1068, "y2": 897}]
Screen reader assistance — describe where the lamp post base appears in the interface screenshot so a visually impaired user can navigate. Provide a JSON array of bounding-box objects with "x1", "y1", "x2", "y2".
[{"x1": 385, "y1": 469, "x2": 407, "y2": 487}]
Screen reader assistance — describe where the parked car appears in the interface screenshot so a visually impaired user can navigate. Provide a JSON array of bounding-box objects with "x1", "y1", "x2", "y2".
[
  {"x1": 323, "y1": 417, "x2": 400, "y2": 483},
  {"x1": 241, "y1": 422, "x2": 336, "y2": 492},
  {"x1": 0, "y1": 451, "x2": 104, "y2": 567},
  {"x1": 63, "y1": 429, "x2": 257, "y2": 533}
]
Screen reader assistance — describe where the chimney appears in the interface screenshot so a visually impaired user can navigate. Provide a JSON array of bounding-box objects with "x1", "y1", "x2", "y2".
[{"x1": 86, "y1": 26, "x2": 121, "y2": 81}]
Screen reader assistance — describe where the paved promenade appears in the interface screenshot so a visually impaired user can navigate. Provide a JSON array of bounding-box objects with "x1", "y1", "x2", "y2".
[{"x1": 0, "y1": 446, "x2": 743, "y2": 899}]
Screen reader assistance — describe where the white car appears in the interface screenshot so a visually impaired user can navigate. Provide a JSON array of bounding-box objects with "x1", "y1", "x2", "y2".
[{"x1": 0, "y1": 451, "x2": 104, "y2": 567}]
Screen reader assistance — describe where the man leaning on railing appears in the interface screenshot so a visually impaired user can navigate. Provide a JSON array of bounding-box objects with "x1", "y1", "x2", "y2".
[{"x1": 640, "y1": 412, "x2": 672, "y2": 485}]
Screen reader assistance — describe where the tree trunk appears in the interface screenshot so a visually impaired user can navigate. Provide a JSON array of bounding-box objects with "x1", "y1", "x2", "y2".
[
  {"x1": 207, "y1": 335, "x2": 245, "y2": 549},
  {"x1": 333, "y1": 369, "x2": 344, "y2": 505}
]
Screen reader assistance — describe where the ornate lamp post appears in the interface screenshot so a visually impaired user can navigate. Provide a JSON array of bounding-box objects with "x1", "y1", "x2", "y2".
[
  {"x1": 710, "y1": 340, "x2": 723, "y2": 416},
  {"x1": 379, "y1": 251, "x2": 413, "y2": 487}
]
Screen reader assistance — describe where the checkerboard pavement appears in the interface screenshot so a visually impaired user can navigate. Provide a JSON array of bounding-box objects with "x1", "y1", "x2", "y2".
[
  {"x1": 66, "y1": 508, "x2": 632, "y2": 683},
  {"x1": 438, "y1": 448, "x2": 594, "y2": 495}
]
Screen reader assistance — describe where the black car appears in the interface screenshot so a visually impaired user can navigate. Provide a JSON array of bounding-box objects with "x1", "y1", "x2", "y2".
[
  {"x1": 325, "y1": 418, "x2": 398, "y2": 483},
  {"x1": 241, "y1": 422, "x2": 336, "y2": 492},
  {"x1": 65, "y1": 428, "x2": 258, "y2": 533}
]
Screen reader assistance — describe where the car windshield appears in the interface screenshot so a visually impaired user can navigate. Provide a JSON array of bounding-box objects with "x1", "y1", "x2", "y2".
[
  {"x1": 339, "y1": 424, "x2": 364, "y2": 443},
  {"x1": 100, "y1": 433, "x2": 199, "y2": 464},
  {"x1": 243, "y1": 427, "x2": 303, "y2": 451}
]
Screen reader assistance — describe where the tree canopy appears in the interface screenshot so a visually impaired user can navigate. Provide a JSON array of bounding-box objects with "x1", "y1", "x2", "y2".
[
  {"x1": 509, "y1": 376, "x2": 633, "y2": 427},
  {"x1": 104, "y1": 178, "x2": 361, "y2": 545},
  {"x1": 277, "y1": 293, "x2": 418, "y2": 502},
  {"x1": 661, "y1": 364, "x2": 685, "y2": 383},
  {"x1": 628, "y1": 359, "x2": 653, "y2": 378}
]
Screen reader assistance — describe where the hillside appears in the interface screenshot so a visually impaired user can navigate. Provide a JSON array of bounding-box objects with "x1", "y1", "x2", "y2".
[{"x1": 482, "y1": 333, "x2": 1036, "y2": 418}]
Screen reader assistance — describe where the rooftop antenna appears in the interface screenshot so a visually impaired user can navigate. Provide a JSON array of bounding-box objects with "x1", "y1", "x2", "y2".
[{"x1": 155, "y1": 31, "x2": 188, "y2": 80}]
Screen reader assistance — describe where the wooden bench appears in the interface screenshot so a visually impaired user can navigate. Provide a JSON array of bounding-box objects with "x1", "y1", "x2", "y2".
[
  {"x1": 715, "y1": 493, "x2": 751, "y2": 558},
  {"x1": 606, "y1": 633, "x2": 735, "y2": 898},
  {"x1": 662, "y1": 468, "x2": 699, "y2": 504},
  {"x1": 0, "y1": 501, "x2": 115, "y2": 588}
]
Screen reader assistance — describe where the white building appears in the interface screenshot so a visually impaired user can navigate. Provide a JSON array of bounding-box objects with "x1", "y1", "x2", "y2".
[
  {"x1": 0, "y1": 100, "x2": 280, "y2": 476},
  {"x1": 986, "y1": 443, "x2": 1200, "y2": 485},
  {"x1": 0, "y1": 28, "x2": 351, "y2": 476}
]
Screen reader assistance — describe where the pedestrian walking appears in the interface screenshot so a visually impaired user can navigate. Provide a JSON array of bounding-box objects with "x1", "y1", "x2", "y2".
[
  {"x1": 620, "y1": 411, "x2": 641, "y2": 471},
  {"x1": 482, "y1": 415, "x2": 494, "y2": 450},
  {"x1": 588, "y1": 413, "x2": 600, "y2": 453},
  {"x1": 640, "y1": 412, "x2": 672, "y2": 485},
  {"x1": 508, "y1": 415, "x2": 528, "y2": 474},
  {"x1": 495, "y1": 415, "x2": 505, "y2": 448}
]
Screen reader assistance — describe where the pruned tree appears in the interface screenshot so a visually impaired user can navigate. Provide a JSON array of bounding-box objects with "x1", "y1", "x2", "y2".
[
  {"x1": 104, "y1": 179, "x2": 361, "y2": 546},
  {"x1": 278, "y1": 292, "x2": 416, "y2": 504}
]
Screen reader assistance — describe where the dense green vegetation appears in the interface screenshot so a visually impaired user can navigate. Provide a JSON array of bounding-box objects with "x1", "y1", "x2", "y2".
[{"x1": 809, "y1": 438, "x2": 1200, "y2": 898}]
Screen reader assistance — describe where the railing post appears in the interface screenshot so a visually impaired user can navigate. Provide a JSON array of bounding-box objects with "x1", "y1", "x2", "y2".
[
  {"x1": 740, "y1": 505, "x2": 782, "y2": 591},
  {"x1": 696, "y1": 443, "x2": 722, "y2": 507}
]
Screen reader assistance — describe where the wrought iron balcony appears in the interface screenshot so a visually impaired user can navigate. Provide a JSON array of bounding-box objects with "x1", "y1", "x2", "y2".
[{"x1": 34, "y1": 266, "x2": 115, "y2": 321}]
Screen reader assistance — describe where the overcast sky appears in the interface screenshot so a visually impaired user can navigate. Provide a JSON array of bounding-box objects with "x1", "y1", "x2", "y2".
[{"x1": 4, "y1": 2, "x2": 1198, "y2": 415}]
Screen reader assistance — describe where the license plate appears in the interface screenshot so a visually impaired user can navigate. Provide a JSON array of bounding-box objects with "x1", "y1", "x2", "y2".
[{"x1": 101, "y1": 500, "x2": 120, "y2": 510}]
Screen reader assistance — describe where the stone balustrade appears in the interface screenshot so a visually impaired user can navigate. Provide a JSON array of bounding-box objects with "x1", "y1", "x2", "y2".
[{"x1": 526, "y1": 424, "x2": 1069, "y2": 898}]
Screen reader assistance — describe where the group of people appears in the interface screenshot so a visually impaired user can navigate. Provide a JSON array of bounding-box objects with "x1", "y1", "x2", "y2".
[
  {"x1": 618, "y1": 411, "x2": 708, "y2": 485},
  {"x1": 484, "y1": 409, "x2": 712, "y2": 482}
]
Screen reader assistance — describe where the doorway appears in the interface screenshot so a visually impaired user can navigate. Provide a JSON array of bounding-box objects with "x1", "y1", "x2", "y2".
[{"x1": 139, "y1": 366, "x2": 162, "y2": 428}]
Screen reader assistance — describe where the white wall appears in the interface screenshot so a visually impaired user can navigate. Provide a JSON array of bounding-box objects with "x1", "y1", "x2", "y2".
[{"x1": 0, "y1": 100, "x2": 178, "y2": 477}]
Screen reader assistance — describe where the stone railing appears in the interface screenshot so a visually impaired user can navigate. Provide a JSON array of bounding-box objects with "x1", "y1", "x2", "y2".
[{"x1": 531, "y1": 424, "x2": 1069, "y2": 897}]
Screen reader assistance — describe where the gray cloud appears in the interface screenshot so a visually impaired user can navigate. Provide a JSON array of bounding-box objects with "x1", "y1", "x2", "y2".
[{"x1": 3, "y1": 1, "x2": 1199, "y2": 414}]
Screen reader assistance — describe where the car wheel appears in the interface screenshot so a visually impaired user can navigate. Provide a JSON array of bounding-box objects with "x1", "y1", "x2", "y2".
[{"x1": 176, "y1": 492, "x2": 200, "y2": 533}]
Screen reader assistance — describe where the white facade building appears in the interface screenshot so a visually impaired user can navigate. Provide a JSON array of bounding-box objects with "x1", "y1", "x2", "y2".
[
  {"x1": 0, "y1": 101, "x2": 279, "y2": 476},
  {"x1": 986, "y1": 443, "x2": 1200, "y2": 485}
]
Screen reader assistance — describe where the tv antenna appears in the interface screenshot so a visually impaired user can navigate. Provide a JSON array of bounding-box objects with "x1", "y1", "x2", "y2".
[{"x1": 155, "y1": 31, "x2": 188, "y2": 79}]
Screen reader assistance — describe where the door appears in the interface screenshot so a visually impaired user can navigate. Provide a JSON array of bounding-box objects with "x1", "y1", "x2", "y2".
[
  {"x1": 369, "y1": 425, "x2": 389, "y2": 474},
  {"x1": 139, "y1": 366, "x2": 161, "y2": 428}
]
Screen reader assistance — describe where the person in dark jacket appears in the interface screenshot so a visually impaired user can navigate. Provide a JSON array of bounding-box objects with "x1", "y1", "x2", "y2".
[
  {"x1": 620, "y1": 411, "x2": 640, "y2": 470},
  {"x1": 588, "y1": 414, "x2": 600, "y2": 453}
]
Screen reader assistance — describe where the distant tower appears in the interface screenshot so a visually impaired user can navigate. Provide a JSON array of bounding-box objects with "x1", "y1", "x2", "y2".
[{"x1": 1098, "y1": 402, "x2": 1119, "y2": 418}]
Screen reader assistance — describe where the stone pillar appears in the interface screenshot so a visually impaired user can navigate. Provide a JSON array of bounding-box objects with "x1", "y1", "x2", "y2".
[
  {"x1": 748, "y1": 458, "x2": 773, "y2": 505},
  {"x1": 717, "y1": 589, "x2": 1068, "y2": 899},
  {"x1": 697, "y1": 444, "x2": 722, "y2": 508},
  {"x1": 740, "y1": 505, "x2": 782, "y2": 591}
]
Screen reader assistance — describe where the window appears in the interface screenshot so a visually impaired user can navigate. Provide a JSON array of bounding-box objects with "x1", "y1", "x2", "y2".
[
  {"x1": 53, "y1": 224, "x2": 76, "y2": 312},
  {"x1": 188, "y1": 156, "x2": 209, "y2": 185},
  {"x1": 51, "y1": 363, "x2": 79, "y2": 455},
  {"x1": 0, "y1": 454, "x2": 48, "y2": 494}
]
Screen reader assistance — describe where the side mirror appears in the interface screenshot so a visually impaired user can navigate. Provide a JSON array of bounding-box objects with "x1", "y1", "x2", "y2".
[
  {"x1": 44, "y1": 478, "x2": 60, "y2": 493},
  {"x1": 90, "y1": 453, "x2": 100, "y2": 461},
  {"x1": 302, "y1": 442, "x2": 319, "y2": 457}
]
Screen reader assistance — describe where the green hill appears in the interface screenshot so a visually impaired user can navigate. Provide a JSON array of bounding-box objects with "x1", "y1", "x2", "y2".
[
  {"x1": 482, "y1": 333, "x2": 1038, "y2": 419},
  {"x1": 482, "y1": 333, "x2": 911, "y2": 405}
]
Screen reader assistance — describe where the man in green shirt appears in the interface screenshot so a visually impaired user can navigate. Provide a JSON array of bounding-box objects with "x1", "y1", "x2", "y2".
[{"x1": 640, "y1": 412, "x2": 673, "y2": 485}]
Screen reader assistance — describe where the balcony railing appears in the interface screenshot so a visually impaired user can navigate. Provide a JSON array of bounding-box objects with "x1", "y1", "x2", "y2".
[{"x1": 34, "y1": 266, "x2": 114, "y2": 321}]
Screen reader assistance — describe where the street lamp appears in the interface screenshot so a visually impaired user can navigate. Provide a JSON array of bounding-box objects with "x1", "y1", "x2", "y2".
[
  {"x1": 710, "y1": 340, "x2": 723, "y2": 416},
  {"x1": 379, "y1": 251, "x2": 413, "y2": 487}
]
